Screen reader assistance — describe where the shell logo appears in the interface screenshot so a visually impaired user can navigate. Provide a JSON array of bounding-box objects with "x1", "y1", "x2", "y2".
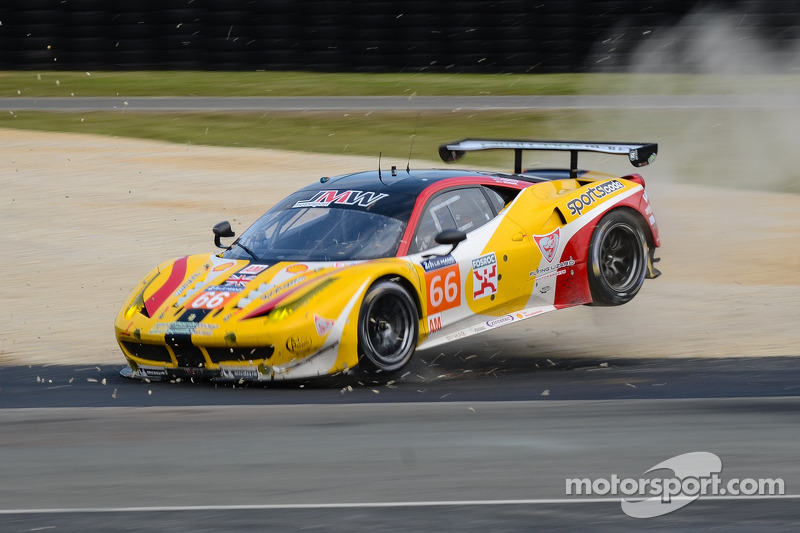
[
  {"x1": 286, "y1": 264, "x2": 308, "y2": 274},
  {"x1": 212, "y1": 262, "x2": 237, "y2": 272}
]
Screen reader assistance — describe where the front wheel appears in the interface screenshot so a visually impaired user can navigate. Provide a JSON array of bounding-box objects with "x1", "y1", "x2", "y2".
[
  {"x1": 357, "y1": 281, "x2": 418, "y2": 374},
  {"x1": 587, "y1": 210, "x2": 648, "y2": 306}
]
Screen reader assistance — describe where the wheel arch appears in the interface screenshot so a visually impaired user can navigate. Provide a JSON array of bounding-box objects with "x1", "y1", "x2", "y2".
[
  {"x1": 610, "y1": 205, "x2": 660, "y2": 279},
  {"x1": 618, "y1": 205, "x2": 656, "y2": 250},
  {"x1": 371, "y1": 273, "x2": 423, "y2": 320},
  {"x1": 355, "y1": 274, "x2": 421, "y2": 376}
]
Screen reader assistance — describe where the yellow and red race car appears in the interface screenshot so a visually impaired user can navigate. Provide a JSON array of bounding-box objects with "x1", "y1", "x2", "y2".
[{"x1": 115, "y1": 139, "x2": 660, "y2": 382}]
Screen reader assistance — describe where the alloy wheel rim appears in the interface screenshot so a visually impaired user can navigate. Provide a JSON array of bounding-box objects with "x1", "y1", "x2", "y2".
[
  {"x1": 599, "y1": 224, "x2": 642, "y2": 291},
  {"x1": 364, "y1": 293, "x2": 414, "y2": 366}
]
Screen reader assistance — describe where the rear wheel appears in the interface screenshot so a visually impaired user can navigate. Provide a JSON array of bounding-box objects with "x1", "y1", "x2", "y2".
[
  {"x1": 587, "y1": 210, "x2": 648, "y2": 306},
  {"x1": 357, "y1": 281, "x2": 418, "y2": 374}
]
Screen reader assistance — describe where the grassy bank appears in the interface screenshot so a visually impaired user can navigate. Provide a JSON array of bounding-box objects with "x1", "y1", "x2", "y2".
[
  {"x1": 2, "y1": 71, "x2": 799, "y2": 193},
  {"x1": 3, "y1": 71, "x2": 800, "y2": 97}
]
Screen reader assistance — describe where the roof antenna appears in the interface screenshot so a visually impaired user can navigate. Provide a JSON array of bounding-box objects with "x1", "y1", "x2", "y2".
[
  {"x1": 378, "y1": 152, "x2": 383, "y2": 183},
  {"x1": 406, "y1": 113, "x2": 420, "y2": 173}
]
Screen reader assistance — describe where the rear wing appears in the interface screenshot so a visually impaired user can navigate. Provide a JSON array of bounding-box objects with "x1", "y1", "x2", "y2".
[{"x1": 438, "y1": 139, "x2": 658, "y2": 178}]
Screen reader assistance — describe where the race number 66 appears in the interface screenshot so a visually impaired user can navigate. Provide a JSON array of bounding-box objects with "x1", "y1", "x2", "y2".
[
  {"x1": 426, "y1": 265, "x2": 461, "y2": 314},
  {"x1": 189, "y1": 290, "x2": 232, "y2": 310}
]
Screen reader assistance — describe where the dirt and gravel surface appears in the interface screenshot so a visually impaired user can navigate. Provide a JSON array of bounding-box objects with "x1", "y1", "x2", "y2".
[{"x1": 2, "y1": 127, "x2": 799, "y2": 366}]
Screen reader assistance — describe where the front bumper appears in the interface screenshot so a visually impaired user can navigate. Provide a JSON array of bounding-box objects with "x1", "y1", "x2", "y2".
[{"x1": 119, "y1": 340, "x2": 345, "y2": 382}]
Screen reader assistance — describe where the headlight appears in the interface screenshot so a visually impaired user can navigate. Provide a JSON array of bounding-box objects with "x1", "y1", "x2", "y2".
[
  {"x1": 124, "y1": 289, "x2": 147, "y2": 319},
  {"x1": 123, "y1": 271, "x2": 162, "y2": 319}
]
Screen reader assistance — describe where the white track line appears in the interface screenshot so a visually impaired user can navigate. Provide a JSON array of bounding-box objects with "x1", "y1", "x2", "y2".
[{"x1": 2, "y1": 495, "x2": 799, "y2": 515}]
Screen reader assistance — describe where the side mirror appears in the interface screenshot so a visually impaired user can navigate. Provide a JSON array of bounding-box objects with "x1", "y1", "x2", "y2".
[
  {"x1": 213, "y1": 221, "x2": 235, "y2": 249},
  {"x1": 434, "y1": 228, "x2": 467, "y2": 255}
]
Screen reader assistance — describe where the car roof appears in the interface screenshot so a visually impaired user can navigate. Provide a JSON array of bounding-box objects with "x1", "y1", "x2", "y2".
[{"x1": 305, "y1": 169, "x2": 496, "y2": 196}]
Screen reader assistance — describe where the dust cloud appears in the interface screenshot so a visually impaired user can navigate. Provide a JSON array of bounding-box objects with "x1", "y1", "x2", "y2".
[{"x1": 586, "y1": 4, "x2": 800, "y2": 193}]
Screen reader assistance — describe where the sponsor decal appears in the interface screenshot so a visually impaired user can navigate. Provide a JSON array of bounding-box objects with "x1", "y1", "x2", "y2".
[
  {"x1": 472, "y1": 252, "x2": 498, "y2": 300},
  {"x1": 492, "y1": 177, "x2": 521, "y2": 186},
  {"x1": 202, "y1": 258, "x2": 238, "y2": 283},
  {"x1": 531, "y1": 258, "x2": 576, "y2": 278},
  {"x1": 534, "y1": 228, "x2": 560, "y2": 263},
  {"x1": 425, "y1": 260, "x2": 461, "y2": 315},
  {"x1": 224, "y1": 274, "x2": 256, "y2": 287},
  {"x1": 444, "y1": 308, "x2": 547, "y2": 341},
  {"x1": 198, "y1": 323, "x2": 220, "y2": 336},
  {"x1": 286, "y1": 335, "x2": 313, "y2": 354},
  {"x1": 292, "y1": 190, "x2": 389, "y2": 209},
  {"x1": 629, "y1": 149, "x2": 656, "y2": 165},
  {"x1": 314, "y1": 314, "x2": 335, "y2": 336},
  {"x1": 211, "y1": 261, "x2": 237, "y2": 272},
  {"x1": 214, "y1": 284, "x2": 246, "y2": 294},
  {"x1": 188, "y1": 289, "x2": 237, "y2": 310},
  {"x1": 421, "y1": 254, "x2": 457, "y2": 272},
  {"x1": 240, "y1": 264, "x2": 268, "y2": 275},
  {"x1": 285, "y1": 263, "x2": 308, "y2": 274},
  {"x1": 643, "y1": 191, "x2": 655, "y2": 219},
  {"x1": 172, "y1": 271, "x2": 201, "y2": 299},
  {"x1": 150, "y1": 322, "x2": 218, "y2": 336},
  {"x1": 445, "y1": 330, "x2": 469, "y2": 341},
  {"x1": 428, "y1": 313, "x2": 443, "y2": 333},
  {"x1": 138, "y1": 366, "x2": 168, "y2": 378},
  {"x1": 539, "y1": 269, "x2": 567, "y2": 281},
  {"x1": 565, "y1": 180, "x2": 625, "y2": 216},
  {"x1": 240, "y1": 277, "x2": 307, "y2": 307},
  {"x1": 261, "y1": 277, "x2": 306, "y2": 300},
  {"x1": 220, "y1": 366, "x2": 259, "y2": 380},
  {"x1": 486, "y1": 315, "x2": 514, "y2": 328}
]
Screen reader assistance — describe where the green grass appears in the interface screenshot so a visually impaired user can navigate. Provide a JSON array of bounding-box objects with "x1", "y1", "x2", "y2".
[
  {"x1": 5, "y1": 106, "x2": 800, "y2": 194},
  {"x1": 0, "y1": 109, "x2": 561, "y2": 157},
  {"x1": 3, "y1": 71, "x2": 800, "y2": 97},
  {"x1": 0, "y1": 109, "x2": 581, "y2": 173},
  {"x1": 2, "y1": 71, "x2": 799, "y2": 193},
  {"x1": 0, "y1": 107, "x2": 669, "y2": 166}
]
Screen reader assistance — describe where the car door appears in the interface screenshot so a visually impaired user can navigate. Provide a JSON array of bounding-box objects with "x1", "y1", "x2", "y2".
[{"x1": 411, "y1": 185, "x2": 535, "y2": 334}]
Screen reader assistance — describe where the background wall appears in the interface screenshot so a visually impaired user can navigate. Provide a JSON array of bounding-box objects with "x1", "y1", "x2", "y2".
[{"x1": 0, "y1": 0, "x2": 798, "y2": 72}]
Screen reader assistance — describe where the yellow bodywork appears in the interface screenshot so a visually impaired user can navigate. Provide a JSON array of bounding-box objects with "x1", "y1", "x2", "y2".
[
  {"x1": 116, "y1": 255, "x2": 425, "y2": 380},
  {"x1": 115, "y1": 171, "x2": 651, "y2": 381}
]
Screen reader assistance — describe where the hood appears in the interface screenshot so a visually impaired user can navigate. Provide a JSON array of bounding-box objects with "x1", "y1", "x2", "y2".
[{"x1": 143, "y1": 253, "x2": 352, "y2": 321}]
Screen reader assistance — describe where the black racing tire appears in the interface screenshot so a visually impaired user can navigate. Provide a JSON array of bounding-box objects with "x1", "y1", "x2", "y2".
[
  {"x1": 587, "y1": 209, "x2": 648, "y2": 306},
  {"x1": 357, "y1": 280, "x2": 418, "y2": 374}
]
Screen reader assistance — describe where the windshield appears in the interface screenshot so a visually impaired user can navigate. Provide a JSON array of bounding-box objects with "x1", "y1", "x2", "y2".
[{"x1": 222, "y1": 191, "x2": 411, "y2": 262}]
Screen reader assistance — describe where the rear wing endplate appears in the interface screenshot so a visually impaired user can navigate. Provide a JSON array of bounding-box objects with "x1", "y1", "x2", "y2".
[{"x1": 438, "y1": 139, "x2": 658, "y2": 178}]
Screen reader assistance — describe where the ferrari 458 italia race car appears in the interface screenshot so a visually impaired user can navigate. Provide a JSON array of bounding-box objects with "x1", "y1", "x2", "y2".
[{"x1": 115, "y1": 139, "x2": 661, "y2": 382}]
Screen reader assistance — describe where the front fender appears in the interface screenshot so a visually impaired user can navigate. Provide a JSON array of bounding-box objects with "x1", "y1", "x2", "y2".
[{"x1": 259, "y1": 258, "x2": 424, "y2": 376}]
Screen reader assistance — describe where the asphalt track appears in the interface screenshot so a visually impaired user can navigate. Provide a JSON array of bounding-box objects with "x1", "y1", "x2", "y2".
[
  {"x1": 4, "y1": 94, "x2": 800, "y2": 112},
  {"x1": 2, "y1": 95, "x2": 799, "y2": 530},
  {"x1": 2, "y1": 356, "x2": 800, "y2": 531}
]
